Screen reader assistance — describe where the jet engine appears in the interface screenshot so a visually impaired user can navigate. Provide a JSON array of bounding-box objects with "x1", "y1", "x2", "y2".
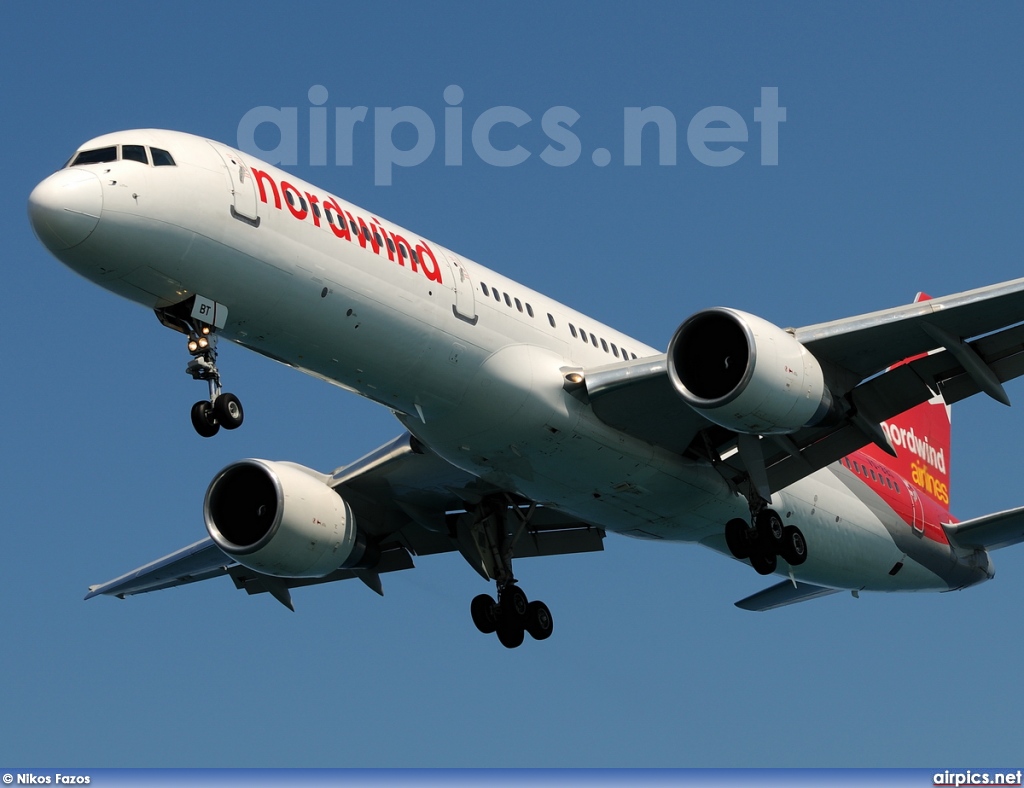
[
  {"x1": 667, "y1": 307, "x2": 836, "y2": 435},
  {"x1": 205, "y1": 459, "x2": 374, "y2": 578}
]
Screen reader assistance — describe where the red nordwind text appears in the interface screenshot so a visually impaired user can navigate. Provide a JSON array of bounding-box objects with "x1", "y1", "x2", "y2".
[{"x1": 250, "y1": 167, "x2": 443, "y2": 285}]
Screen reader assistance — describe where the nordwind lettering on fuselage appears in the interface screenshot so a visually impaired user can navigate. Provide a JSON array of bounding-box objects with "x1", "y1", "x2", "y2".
[{"x1": 250, "y1": 167, "x2": 443, "y2": 285}]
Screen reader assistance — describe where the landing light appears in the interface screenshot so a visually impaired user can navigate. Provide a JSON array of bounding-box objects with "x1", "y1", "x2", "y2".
[
  {"x1": 188, "y1": 340, "x2": 199, "y2": 353},
  {"x1": 565, "y1": 372, "x2": 584, "y2": 384}
]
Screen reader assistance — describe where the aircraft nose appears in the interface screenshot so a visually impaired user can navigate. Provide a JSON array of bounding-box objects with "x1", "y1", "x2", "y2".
[{"x1": 28, "y1": 168, "x2": 103, "y2": 251}]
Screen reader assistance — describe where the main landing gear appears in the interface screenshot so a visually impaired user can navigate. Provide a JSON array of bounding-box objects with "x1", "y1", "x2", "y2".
[
  {"x1": 725, "y1": 508, "x2": 807, "y2": 575},
  {"x1": 471, "y1": 584, "x2": 553, "y2": 648},
  {"x1": 183, "y1": 323, "x2": 244, "y2": 438},
  {"x1": 459, "y1": 496, "x2": 554, "y2": 648}
]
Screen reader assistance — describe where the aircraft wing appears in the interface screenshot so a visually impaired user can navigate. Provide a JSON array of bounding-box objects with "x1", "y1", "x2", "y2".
[
  {"x1": 588, "y1": 277, "x2": 1024, "y2": 495},
  {"x1": 734, "y1": 580, "x2": 841, "y2": 611},
  {"x1": 86, "y1": 433, "x2": 605, "y2": 608},
  {"x1": 945, "y1": 506, "x2": 1024, "y2": 551}
]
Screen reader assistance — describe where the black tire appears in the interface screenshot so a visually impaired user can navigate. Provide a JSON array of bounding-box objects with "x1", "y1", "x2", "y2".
[
  {"x1": 496, "y1": 620, "x2": 525, "y2": 649},
  {"x1": 725, "y1": 518, "x2": 752, "y2": 560},
  {"x1": 470, "y1": 594, "x2": 498, "y2": 634},
  {"x1": 190, "y1": 400, "x2": 219, "y2": 438},
  {"x1": 749, "y1": 546, "x2": 778, "y2": 575},
  {"x1": 500, "y1": 585, "x2": 529, "y2": 620},
  {"x1": 779, "y1": 525, "x2": 808, "y2": 566},
  {"x1": 214, "y1": 392, "x2": 244, "y2": 430},
  {"x1": 525, "y1": 600, "x2": 553, "y2": 641},
  {"x1": 756, "y1": 509, "x2": 785, "y2": 554}
]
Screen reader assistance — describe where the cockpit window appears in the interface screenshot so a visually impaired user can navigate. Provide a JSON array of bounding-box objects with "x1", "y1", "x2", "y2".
[
  {"x1": 67, "y1": 143, "x2": 176, "y2": 168},
  {"x1": 122, "y1": 144, "x2": 148, "y2": 164},
  {"x1": 71, "y1": 146, "x2": 118, "y2": 166},
  {"x1": 151, "y1": 147, "x2": 175, "y2": 166}
]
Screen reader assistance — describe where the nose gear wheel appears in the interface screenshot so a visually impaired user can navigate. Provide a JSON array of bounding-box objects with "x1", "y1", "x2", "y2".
[{"x1": 153, "y1": 303, "x2": 245, "y2": 438}]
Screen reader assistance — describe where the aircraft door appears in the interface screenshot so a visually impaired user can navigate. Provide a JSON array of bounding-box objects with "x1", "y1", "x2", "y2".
[
  {"x1": 208, "y1": 143, "x2": 260, "y2": 224},
  {"x1": 908, "y1": 485, "x2": 925, "y2": 534},
  {"x1": 441, "y1": 250, "x2": 478, "y2": 325}
]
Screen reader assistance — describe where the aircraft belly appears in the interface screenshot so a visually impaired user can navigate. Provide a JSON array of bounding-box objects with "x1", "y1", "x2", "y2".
[{"x1": 775, "y1": 470, "x2": 950, "y2": 591}]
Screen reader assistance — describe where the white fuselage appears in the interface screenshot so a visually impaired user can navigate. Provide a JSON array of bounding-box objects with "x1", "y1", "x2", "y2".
[{"x1": 30, "y1": 129, "x2": 987, "y2": 595}]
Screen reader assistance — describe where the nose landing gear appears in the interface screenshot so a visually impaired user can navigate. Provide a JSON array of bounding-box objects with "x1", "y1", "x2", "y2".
[{"x1": 183, "y1": 325, "x2": 243, "y2": 438}]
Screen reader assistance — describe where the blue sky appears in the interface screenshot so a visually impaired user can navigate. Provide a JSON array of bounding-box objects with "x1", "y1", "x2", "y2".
[{"x1": 4, "y1": 1, "x2": 1024, "y2": 768}]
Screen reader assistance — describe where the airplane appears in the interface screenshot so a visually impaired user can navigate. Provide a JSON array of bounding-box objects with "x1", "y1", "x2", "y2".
[{"x1": 27, "y1": 128, "x2": 1024, "y2": 648}]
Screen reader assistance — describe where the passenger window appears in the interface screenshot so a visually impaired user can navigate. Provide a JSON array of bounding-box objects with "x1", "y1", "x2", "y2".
[
  {"x1": 312, "y1": 203, "x2": 322, "y2": 219},
  {"x1": 581, "y1": 331, "x2": 589, "y2": 344},
  {"x1": 590, "y1": 333, "x2": 598, "y2": 346},
  {"x1": 548, "y1": 314, "x2": 556, "y2": 327},
  {"x1": 481, "y1": 283, "x2": 490, "y2": 297},
  {"x1": 526, "y1": 304, "x2": 534, "y2": 318},
  {"x1": 504, "y1": 293, "x2": 512, "y2": 307},
  {"x1": 150, "y1": 148, "x2": 176, "y2": 166},
  {"x1": 493, "y1": 289, "x2": 501, "y2": 302},
  {"x1": 386, "y1": 238, "x2": 395, "y2": 253},
  {"x1": 515, "y1": 298, "x2": 523, "y2": 313},
  {"x1": 601, "y1": 339, "x2": 609, "y2": 352},
  {"x1": 122, "y1": 145, "x2": 148, "y2": 164},
  {"x1": 72, "y1": 146, "x2": 118, "y2": 165},
  {"x1": 569, "y1": 324, "x2": 577, "y2": 338}
]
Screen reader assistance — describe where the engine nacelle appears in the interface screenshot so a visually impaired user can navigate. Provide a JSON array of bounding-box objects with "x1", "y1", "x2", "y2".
[
  {"x1": 667, "y1": 308, "x2": 834, "y2": 435},
  {"x1": 205, "y1": 459, "x2": 372, "y2": 578}
]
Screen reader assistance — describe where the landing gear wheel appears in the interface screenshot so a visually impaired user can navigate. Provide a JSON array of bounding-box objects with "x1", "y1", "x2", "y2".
[
  {"x1": 779, "y1": 525, "x2": 808, "y2": 566},
  {"x1": 756, "y1": 509, "x2": 785, "y2": 555},
  {"x1": 470, "y1": 594, "x2": 498, "y2": 634},
  {"x1": 190, "y1": 400, "x2": 220, "y2": 438},
  {"x1": 749, "y1": 546, "x2": 778, "y2": 575},
  {"x1": 214, "y1": 392, "x2": 244, "y2": 430},
  {"x1": 500, "y1": 585, "x2": 529, "y2": 620},
  {"x1": 525, "y1": 600, "x2": 553, "y2": 640},
  {"x1": 496, "y1": 619, "x2": 526, "y2": 649},
  {"x1": 725, "y1": 518, "x2": 752, "y2": 560}
]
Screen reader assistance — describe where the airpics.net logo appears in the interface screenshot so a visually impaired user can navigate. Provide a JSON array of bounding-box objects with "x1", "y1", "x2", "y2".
[{"x1": 236, "y1": 85, "x2": 786, "y2": 186}]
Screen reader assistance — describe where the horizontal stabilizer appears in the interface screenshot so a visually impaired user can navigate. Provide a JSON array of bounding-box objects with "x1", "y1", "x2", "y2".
[
  {"x1": 735, "y1": 580, "x2": 840, "y2": 611},
  {"x1": 944, "y1": 506, "x2": 1024, "y2": 551}
]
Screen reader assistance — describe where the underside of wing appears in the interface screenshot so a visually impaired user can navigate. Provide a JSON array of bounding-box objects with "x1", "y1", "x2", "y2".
[
  {"x1": 84, "y1": 538, "x2": 232, "y2": 600},
  {"x1": 586, "y1": 277, "x2": 1024, "y2": 496},
  {"x1": 86, "y1": 433, "x2": 605, "y2": 608}
]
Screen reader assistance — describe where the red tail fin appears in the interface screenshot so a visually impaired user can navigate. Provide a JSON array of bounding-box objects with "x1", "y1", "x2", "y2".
[{"x1": 860, "y1": 293, "x2": 952, "y2": 512}]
